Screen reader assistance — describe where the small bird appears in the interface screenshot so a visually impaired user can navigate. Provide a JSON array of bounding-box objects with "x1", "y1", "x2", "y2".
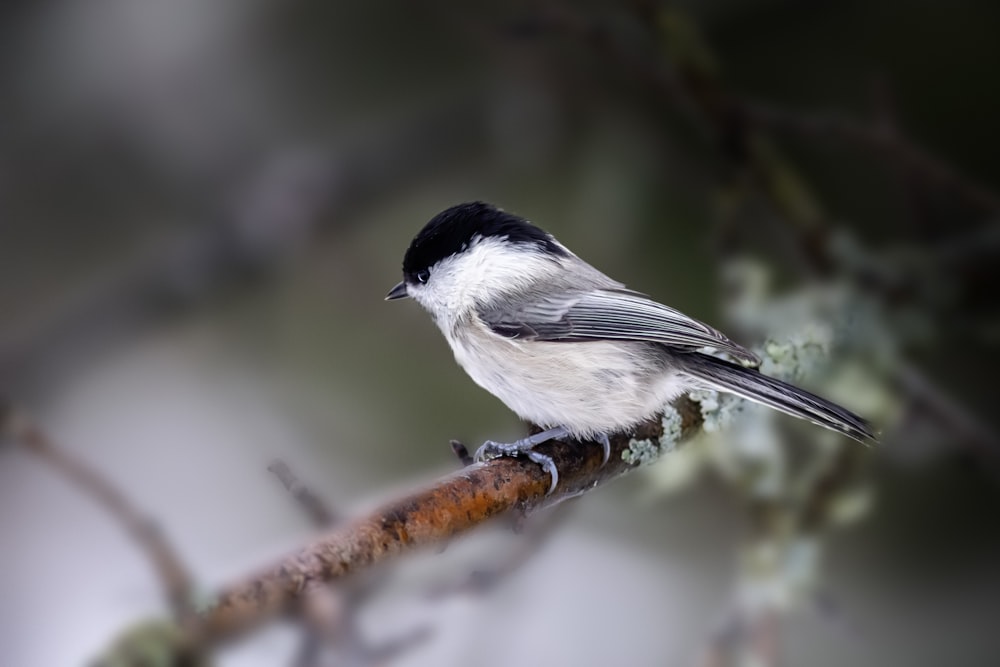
[{"x1": 387, "y1": 202, "x2": 875, "y2": 491}]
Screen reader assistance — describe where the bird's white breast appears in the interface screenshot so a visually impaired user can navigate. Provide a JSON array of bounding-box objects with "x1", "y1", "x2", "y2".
[{"x1": 444, "y1": 316, "x2": 686, "y2": 438}]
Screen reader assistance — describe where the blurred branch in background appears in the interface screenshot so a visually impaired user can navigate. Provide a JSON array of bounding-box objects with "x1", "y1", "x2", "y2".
[
  {"x1": 738, "y1": 100, "x2": 1000, "y2": 215},
  {"x1": 521, "y1": 2, "x2": 1000, "y2": 254},
  {"x1": 0, "y1": 402, "x2": 198, "y2": 622},
  {"x1": 268, "y1": 459, "x2": 339, "y2": 528},
  {"x1": 0, "y1": 96, "x2": 491, "y2": 397}
]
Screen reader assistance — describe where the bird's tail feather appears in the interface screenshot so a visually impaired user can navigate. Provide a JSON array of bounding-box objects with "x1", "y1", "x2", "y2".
[{"x1": 680, "y1": 354, "x2": 877, "y2": 443}]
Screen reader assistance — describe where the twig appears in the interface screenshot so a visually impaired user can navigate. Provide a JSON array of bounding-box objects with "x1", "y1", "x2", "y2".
[
  {"x1": 739, "y1": 102, "x2": 1000, "y2": 214},
  {"x1": 0, "y1": 402, "x2": 196, "y2": 620},
  {"x1": 268, "y1": 459, "x2": 339, "y2": 527},
  {"x1": 267, "y1": 458, "x2": 429, "y2": 665},
  {"x1": 524, "y1": 4, "x2": 1000, "y2": 261},
  {"x1": 268, "y1": 461, "x2": 395, "y2": 665},
  {"x1": 190, "y1": 397, "x2": 703, "y2": 644},
  {"x1": 449, "y1": 440, "x2": 474, "y2": 467},
  {"x1": 893, "y1": 362, "x2": 1000, "y2": 456},
  {"x1": 295, "y1": 579, "x2": 431, "y2": 667},
  {"x1": 362, "y1": 625, "x2": 433, "y2": 665},
  {"x1": 0, "y1": 96, "x2": 493, "y2": 395},
  {"x1": 293, "y1": 580, "x2": 355, "y2": 667},
  {"x1": 796, "y1": 444, "x2": 867, "y2": 534}
]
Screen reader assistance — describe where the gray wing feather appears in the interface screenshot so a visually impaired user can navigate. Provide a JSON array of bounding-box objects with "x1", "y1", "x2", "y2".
[{"x1": 480, "y1": 288, "x2": 761, "y2": 366}]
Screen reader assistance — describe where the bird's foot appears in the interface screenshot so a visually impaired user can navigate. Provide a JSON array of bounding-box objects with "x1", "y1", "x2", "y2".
[
  {"x1": 473, "y1": 428, "x2": 612, "y2": 494},
  {"x1": 474, "y1": 426, "x2": 569, "y2": 494}
]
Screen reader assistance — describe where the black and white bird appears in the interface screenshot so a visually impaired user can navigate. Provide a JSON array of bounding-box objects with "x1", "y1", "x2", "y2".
[{"x1": 387, "y1": 202, "x2": 875, "y2": 491}]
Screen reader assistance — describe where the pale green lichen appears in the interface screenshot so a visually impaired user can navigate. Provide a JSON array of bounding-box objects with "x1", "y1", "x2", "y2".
[
  {"x1": 657, "y1": 404, "x2": 684, "y2": 452},
  {"x1": 623, "y1": 403, "x2": 686, "y2": 467},
  {"x1": 689, "y1": 388, "x2": 745, "y2": 433},
  {"x1": 688, "y1": 388, "x2": 719, "y2": 426},
  {"x1": 826, "y1": 484, "x2": 874, "y2": 526},
  {"x1": 89, "y1": 619, "x2": 208, "y2": 667},
  {"x1": 187, "y1": 588, "x2": 218, "y2": 615},
  {"x1": 622, "y1": 437, "x2": 660, "y2": 466},
  {"x1": 759, "y1": 320, "x2": 833, "y2": 384}
]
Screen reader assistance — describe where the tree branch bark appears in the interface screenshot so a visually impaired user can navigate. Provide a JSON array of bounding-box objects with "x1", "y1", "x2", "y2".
[{"x1": 191, "y1": 396, "x2": 703, "y2": 644}]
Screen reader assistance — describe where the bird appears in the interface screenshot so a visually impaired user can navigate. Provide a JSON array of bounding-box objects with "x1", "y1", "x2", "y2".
[{"x1": 386, "y1": 201, "x2": 875, "y2": 492}]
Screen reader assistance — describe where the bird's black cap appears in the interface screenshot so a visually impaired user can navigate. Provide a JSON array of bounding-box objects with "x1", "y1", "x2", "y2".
[{"x1": 401, "y1": 202, "x2": 566, "y2": 278}]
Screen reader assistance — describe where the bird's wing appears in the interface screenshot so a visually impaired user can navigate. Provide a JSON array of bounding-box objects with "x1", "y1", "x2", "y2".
[{"x1": 479, "y1": 288, "x2": 760, "y2": 366}]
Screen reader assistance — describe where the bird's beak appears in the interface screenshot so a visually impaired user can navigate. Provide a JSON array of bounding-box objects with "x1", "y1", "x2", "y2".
[{"x1": 385, "y1": 281, "x2": 409, "y2": 301}]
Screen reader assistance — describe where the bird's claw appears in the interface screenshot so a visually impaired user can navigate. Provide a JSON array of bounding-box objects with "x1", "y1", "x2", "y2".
[
  {"x1": 474, "y1": 438, "x2": 560, "y2": 494},
  {"x1": 597, "y1": 433, "x2": 611, "y2": 464},
  {"x1": 473, "y1": 428, "x2": 611, "y2": 495},
  {"x1": 475, "y1": 427, "x2": 611, "y2": 493}
]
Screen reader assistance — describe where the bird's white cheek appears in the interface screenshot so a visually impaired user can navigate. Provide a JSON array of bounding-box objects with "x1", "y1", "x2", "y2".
[
  {"x1": 411, "y1": 286, "x2": 443, "y2": 315},
  {"x1": 409, "y1": 289, "x2": 455, "y2": 337}
]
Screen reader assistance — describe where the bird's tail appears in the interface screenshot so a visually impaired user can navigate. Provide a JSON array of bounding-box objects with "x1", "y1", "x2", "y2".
[{"x1": 680, "y1": 354, "x2": 877, "y2": 443}]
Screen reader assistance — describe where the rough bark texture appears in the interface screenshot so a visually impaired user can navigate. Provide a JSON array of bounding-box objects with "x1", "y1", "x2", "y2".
[{"x1": 194, "y1": 396, "x2": 703, "y2": 643}]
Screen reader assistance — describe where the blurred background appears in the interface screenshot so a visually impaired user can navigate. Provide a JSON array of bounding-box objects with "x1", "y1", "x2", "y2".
[{"x1": 2, "y1": 1, "x2": 999, "y2": 665}]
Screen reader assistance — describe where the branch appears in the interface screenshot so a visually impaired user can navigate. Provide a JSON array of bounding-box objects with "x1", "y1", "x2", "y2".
[
  {"x1": 268, "y1": 459, "x2": 339, "y2": 527},
  {"x1": 1, "y1": 395, "x2": 700, "y2": 656},
  {"x1": 190, "y1": 397, "x2": 703, "y2": 644},
  {"x1": 1, "y1": 402, "x2": 196, "y2": 619},
  {"x1": 268, "y1": 459, "x2": 431, "y2": 666},
  {"x1": 739, "y1": 102, "x2": 1000, "y2": 214},
  {"x1": 0, "y1": 96, "x2": 494, "y2": 394},
  {"x1": 427, "y1": 487, "x2": 577, "y2": 598},
  {"x1": 521, "y1": 4, "x2": 999, "y2": 258},
  {"x1": 893, "y1": 362, "x2": 1000, "y2": 457}
]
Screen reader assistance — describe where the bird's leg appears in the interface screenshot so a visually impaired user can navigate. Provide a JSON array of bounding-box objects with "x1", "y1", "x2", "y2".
[
  {"x1": 474, "y1": 428, "x2": 612, "y2": 494},
  {"x1": 475, "y1": 426, "x2": 569, "y2": 494}
]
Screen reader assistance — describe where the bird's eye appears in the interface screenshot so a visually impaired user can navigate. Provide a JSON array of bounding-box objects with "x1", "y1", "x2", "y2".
[{"x1": 415, "y1": 269, "x2": 430, "y2": 284}]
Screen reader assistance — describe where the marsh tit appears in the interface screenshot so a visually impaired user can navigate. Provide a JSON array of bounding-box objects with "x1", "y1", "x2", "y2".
[{"x1": 387, "y1": 202, "x2": 875, "y2": 492}]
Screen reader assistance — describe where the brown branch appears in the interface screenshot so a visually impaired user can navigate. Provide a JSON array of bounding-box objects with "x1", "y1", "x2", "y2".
[
  {"x1": 0, "y1": 402, "x2": 196, "y2": 619},
  {"x1": 190, "y1": 397, "x2": 703, "y2": 644},
  {"x1": 268, "y1": 458, "x2": 431, "y2": 666},
  {"x1": 1, "y1": 395, "x2": 701, "y2": 656}
]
